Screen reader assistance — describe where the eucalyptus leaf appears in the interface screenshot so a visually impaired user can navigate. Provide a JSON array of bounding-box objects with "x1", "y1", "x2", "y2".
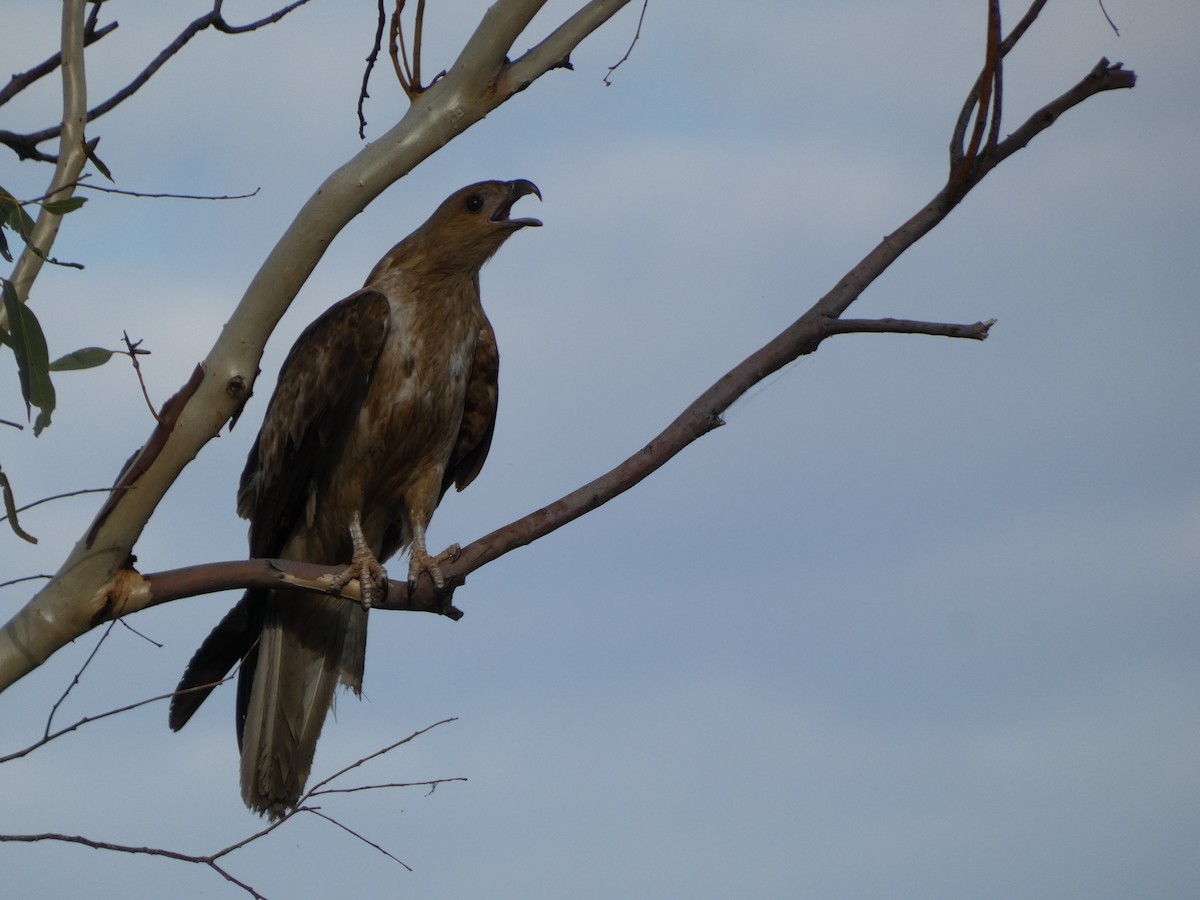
[
  {"x1": 0, "y1": 187, "x2": 35, "y2": 239},
  {"x1": 50, "y1": 346, "x2": 115, "y2": 371},
  {"x1": 42, "y1": 196, "x2": 88, "y2": 216},
  {"x1": 2, "y1": 280, "x2": 56, "y2": 433}
]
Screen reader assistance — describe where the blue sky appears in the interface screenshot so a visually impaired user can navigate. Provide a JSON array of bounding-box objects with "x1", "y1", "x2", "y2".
[{"x1": 2, "y1": 2, "x2": 1198, "y2": 897}]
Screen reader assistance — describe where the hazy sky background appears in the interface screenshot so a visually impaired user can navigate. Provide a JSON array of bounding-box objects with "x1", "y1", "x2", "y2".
[{"x1": 2, "y1": 2, "x2": 1197, "y2": 897}]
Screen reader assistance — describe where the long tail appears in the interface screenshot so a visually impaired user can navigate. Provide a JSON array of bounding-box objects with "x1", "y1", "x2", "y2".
[
  {"x1": 169, "y1": 591, "x2": 259, "y2": 732},
  {"x1": 237, "y1": 589, "x2": 368, "y2": 819}
]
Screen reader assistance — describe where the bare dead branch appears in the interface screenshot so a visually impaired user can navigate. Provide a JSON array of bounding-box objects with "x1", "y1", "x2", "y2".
[
  {"x1": 604, "y1": 0, "x2": 650, "y2": 86},
  {"x1": 121, "y1": 332, "x2": 160, "y2": 421},
  {"x1": 300, "y1": 808, "x2": 413, "y2": 870},
  {"x1": 1098, "y1": 0, "x2": 1120, "y2": 36},
  {"x1": 309, "y1": 777, "x2": 467, "y2": 798},
  {"x1": 0, "y1": 19, "x2": 117, "y2": 109},
  {"x1": 2, "y1": 716, "x2": 458, "y2": 895},
  {"x1": 44, "y1": 620, "x2": 117, "y2": 738},
  {"x1": 1, "y1": 675, "x2": 231, "y2": 765},
  {"x1": 304, "y1": 718, "x2": 459, "y2": 798},
  {"x1": 358, "y1": 0, "x2": 389, "y2": 137},
  {"x1": 0, "y1": 0, "x2": 315, "y2": 163},
  {"x1": 951, "y1": 0, "x2": 1049, "y2": 170},
  {"x1": 77, "y1": 183, "x2": 260, "y2": 201},
  {"x1": 0, "y1": 574, "x2": 52, "y2": 590},
  {"x1": 0, "y1": 486, "x2": 120, "y2": 524},
  {"x1": 826, "y1": 317, "x2": 996, "y2": 340},
  {"x1": 389, "y1": 0, "x2": 439, "y2": 100},
  {"x1": 0, "y1": 832, "x2": 267, "y2": 898}
]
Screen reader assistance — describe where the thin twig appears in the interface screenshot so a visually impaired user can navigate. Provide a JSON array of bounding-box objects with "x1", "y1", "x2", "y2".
[
  {"x1": 0, "y1": 833, "x2": 268, "y2": 898},
  {"x1": 1097, "y1": 0, "x2": 1120, "y2": 36},
  {"x1": 2, "y1": 677, "x2": 230, "y2": 764},
  {"x1": 78, "y1": 183, "x2": 260, "y2": 201},
  {"x1": 122, "y1": 331, "x2": 159, "y2": 421},
  {"x1": 0, "y1": 0, "x2": 315, "y2": 162},
  {"x1": 0, "y1": 574, "x2": 52, "y2": 590},
  {"x1": 310, "y1": 777, "x2": 467, "y2": 798},
  {"x1": 304, "y1": 718, "x2": 458, "y2": 800},
  {"x1": 44, "y1": 620, "x2": 117, "y2": 738},
  {"x1": 0, "y1": 20, "x2": 117, "y2": 108},
  {"x1": 301, "y1": 808, "x2": 413, "y2": 870},
  {"x1": 0, "y1": 486, "x2": 119, "y2": 523},
  {"x1": 391, "y1": 1, "x2": 413, "y2": 97},
  {"x1": 604, "y1": 0, "x2": 649, "y2": 86},
  {"x1": 3, "y1": 718, "x2": 458, "y2": 895},
  {"x1": 358, "y1": 0, "x2": 388, "y2": 138}
]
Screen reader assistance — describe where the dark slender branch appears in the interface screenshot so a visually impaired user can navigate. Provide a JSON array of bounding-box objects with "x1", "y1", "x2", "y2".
[
  {"x1": 0, "y1": 833, "x2": 267, "y2": 898},
  {"x1": 0, "y1": 1, "x2": 314, "y2": 162},
  {"x1": 826, "y1": 317, "x2": 996, "y2": 340},
  {"x1": 1, "y1": 676, "x2": 233, "y2": 765},
  {"x1": 210, "y1": 0, "x2": 314, "y2": 35},
  {"x1": 77, "y1": 183, "x2": 260, "y2": 201},
  {"x1": 122, "y1": 332, "x2": 160, "y2": 421},
  {"x1": 358, "y1": 0, "x2": 388, "y2": 138},
  {"x1": 2, "y1": 716, "x2": 458, "y2": 896},
  {"x1": 0, "y1": 486, "x2": 119, "y2": 524},
  {"x1": 300, "y1": 809, "x2": 413, "y2": 870},
  {"x1": 604, "y1": 0, "x2": 650, "y2": 86},
  {"x1": 1097, "y1": 0, "x2": 1120, "y2": 36},
  {"x1": 951, "y1": 0, "x2": 1048, "y2": 169},
  {"x1": 0, "y1": 20, "x2": 118, "y2": 108},
  {"x1": 44, "y1": 620, "x2": 117, "y2": 738},
  {"x1": 963, "y1": 58, "x2": 1136, "y2": 189},
  {"x1": 0, "y1": 574, "x2": 51, "y2": 590}
]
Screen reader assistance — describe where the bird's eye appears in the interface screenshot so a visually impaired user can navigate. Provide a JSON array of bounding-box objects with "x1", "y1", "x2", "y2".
[{"x1": 464, "y1": 194, "x2": 485, "y2": 214}]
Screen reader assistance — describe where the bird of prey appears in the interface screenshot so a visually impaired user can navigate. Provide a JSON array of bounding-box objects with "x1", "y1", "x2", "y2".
[{"x1": 168, "y1": 180, "x2": 542, "y2": 818}]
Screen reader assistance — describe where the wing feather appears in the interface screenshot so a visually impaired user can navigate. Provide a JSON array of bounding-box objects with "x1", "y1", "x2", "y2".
[
  {"x1": 444, "y1": 316, "x2": 499, "y2": 496},
  {"x1": 239, "y1": 289, "x2": 392, "y2": 558}
]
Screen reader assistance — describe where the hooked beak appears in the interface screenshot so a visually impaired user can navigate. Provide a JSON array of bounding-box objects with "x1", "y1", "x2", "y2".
[{"x1": 492, "y1": 179, "x2": 543, "y2": 228}]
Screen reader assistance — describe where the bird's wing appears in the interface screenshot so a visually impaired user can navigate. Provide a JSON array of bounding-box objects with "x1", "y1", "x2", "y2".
[
  {"x1": 170, "y1": 289, "x2": 391, "y2": 732},
  {"x1": 239, "y1": 289, "x2": 393, "y2": 558},
  {"x1": 444, "y1": 314, "x2": 499, "y2": 496}
]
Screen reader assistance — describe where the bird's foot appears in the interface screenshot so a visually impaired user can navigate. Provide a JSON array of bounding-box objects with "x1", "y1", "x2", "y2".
[
  {"x1": 328, "y1": 514, "x2": 388, "y2": 609},
  {"x1": 408, "y1": 542, "x2": 460, "y2": 592}
]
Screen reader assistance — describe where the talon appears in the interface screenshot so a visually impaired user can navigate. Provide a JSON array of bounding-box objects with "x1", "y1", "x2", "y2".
[
  {"x1": 407, "y1": 544, "x2": 446, "y2": 591},
  {"x1": 328, "y1": 513, "x2": 388, "y2": 609}
]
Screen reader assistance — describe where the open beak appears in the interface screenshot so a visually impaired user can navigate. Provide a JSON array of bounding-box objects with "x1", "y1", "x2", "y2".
[{"x1": 492, "y1": 179, "x2": 543, "y2": 227}]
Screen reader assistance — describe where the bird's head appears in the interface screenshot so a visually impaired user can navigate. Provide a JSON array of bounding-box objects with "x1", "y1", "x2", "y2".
[{"x1": 406, "y1": 179, "x2": 542, "y2": 273}]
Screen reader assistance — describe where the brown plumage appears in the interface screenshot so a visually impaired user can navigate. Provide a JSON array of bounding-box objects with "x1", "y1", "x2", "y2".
[{"x1": 169, "y1": 180, "x2": 541, "y2": 818}]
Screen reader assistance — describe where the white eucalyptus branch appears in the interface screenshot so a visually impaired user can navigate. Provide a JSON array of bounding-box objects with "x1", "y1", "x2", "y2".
[{"x1": 2, "y1": 0, "x2": 88, "y2": 321}]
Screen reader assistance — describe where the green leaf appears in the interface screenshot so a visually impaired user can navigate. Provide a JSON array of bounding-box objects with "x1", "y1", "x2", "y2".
[
  {"x1": 0, "y1": 227, "x2": 10, "y2": 264},
  {"x1": 0, "y1": 187, "x2": 35, "y2": 239},
  {"x1": 1, "y1": 279, "x2": 55, "y2": 435},
  {"x1": 0, "y1": 464, "x2": 38, "y2": 544},
  {"x1": 50, "y1": 346, "x2": 115, "y2": 371},
  {"x1": 41, "y1": 196, "x2": 87, "y2": 216},
  {"x1": 84, "y1": 139, "x2": 114, "y2": 182}
]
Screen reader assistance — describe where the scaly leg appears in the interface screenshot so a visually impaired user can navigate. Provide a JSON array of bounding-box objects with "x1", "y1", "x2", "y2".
[
  {"x1": 407, "y1": 521, "x2": 461, "y2": 591},
  {"x1": 328, "y1": 511, "x2": 388, "y2": 608}
]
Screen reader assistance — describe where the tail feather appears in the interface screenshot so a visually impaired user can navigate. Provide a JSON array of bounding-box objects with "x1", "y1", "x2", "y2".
[
  {"x1": 238, "y1": 589, "x2": 368, "y2": 819},
  {"x1": 169, "y1": 592, "x2": 260, "y2": 732}
]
